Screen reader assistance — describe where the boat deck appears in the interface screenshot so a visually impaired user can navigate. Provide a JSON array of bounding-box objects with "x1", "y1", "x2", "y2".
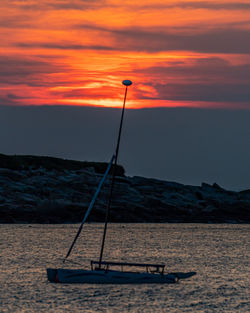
[{"x1": 91, "y1": 260, "x2": 165, "y2": 274}]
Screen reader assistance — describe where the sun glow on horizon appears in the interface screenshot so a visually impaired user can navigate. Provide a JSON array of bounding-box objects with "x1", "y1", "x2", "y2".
[{"x1": 0, "y1": 0, "x2": 249, "y2": 109}]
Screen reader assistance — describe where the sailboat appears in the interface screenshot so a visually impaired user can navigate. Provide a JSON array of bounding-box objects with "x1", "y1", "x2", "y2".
[{"x1": 47, "y1": 80, "x2": 196, "y2": 284}]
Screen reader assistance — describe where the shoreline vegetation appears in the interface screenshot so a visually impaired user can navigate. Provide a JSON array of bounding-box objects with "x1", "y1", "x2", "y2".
[{"x1": 0, "y1": 153, "x2": 249, "y2": 223}]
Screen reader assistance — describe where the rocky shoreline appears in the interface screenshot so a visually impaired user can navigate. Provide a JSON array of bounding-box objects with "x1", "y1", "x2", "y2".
[{"x1": 0, "y1": 154, "x2": 250, "y2": 223}]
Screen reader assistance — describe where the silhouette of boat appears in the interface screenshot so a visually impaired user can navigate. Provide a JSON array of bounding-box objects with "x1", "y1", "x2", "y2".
[{"x1": 47, "y1": 80, "x2": 196, "y2": 284}]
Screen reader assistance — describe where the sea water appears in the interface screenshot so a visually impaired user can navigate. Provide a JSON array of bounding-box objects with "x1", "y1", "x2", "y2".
[{"x1": 0, "y1": 224, "x2": 249, "y2": 312}]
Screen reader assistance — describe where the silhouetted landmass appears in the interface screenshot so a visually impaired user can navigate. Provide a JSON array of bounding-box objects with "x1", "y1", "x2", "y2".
[
  {"x1": 0, "y1": 153, "x2": 124, "y2": 175},
  {"x1": 0, "y1": 154, "x2": 249, "y2": 223}
]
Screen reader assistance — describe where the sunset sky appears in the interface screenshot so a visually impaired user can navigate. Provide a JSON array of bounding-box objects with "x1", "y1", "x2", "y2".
[{"x1": 1, "y1": 0, "x2": 250, "y2": 109}]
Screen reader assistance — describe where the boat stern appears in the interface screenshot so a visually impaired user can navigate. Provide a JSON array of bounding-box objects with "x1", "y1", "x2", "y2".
[{"x1": 47, "y1": 268, "x2": 58, "y2": 283}]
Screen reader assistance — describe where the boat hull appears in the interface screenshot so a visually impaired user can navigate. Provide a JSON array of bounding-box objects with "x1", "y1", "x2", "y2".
[{"x1": 47, "y1": 268, "x2": 196, "y2": 284}]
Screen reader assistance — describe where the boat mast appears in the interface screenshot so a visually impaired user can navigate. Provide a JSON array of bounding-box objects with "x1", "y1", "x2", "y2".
[
  {"x1": 98, "y1": 80, "x2": 132, "y2": 267},
  {"x1": 63, "y1": 154, "x2": 115, "y2": 263}
]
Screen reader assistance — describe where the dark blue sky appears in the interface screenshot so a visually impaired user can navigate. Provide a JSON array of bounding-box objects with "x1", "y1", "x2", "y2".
[{"x1": 1, "y1": 105, "x2": 250, "y2": 190}]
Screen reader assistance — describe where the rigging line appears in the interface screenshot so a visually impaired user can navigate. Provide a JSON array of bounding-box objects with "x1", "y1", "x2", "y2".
[
  {"x1": 63, "y1": 154, "x2": 115, "y2": 263},
  {"x1": 98, "y1": 86, "x2": 128, "y2": 266}
]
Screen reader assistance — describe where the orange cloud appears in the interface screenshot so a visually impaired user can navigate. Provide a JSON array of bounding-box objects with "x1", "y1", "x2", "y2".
[{"x1": 0, "y1": 0, "x2": 250, "y2": 108}]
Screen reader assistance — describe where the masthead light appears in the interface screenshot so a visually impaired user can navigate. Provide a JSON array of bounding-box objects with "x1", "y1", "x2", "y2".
[{"x1": 122, "y1": 80, "x2": 132, "y2": 86}]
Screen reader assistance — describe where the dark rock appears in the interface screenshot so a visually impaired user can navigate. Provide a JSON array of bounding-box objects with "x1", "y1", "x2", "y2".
[
  {"x1": 0, "y1": 153, "x2": 250, "y2": 223},
  {"x1": 0, "y1": 153, "x2": 125, "y2": 176},
  {"x1": 212, "y1": 183, "x2": 224, "y2": 190},
  {"x1": 195, "y1": 191, "x2": 203, "y2": 200},
  {"x1": 0, "y1": 168, "x2": 25, "y2": 181}
]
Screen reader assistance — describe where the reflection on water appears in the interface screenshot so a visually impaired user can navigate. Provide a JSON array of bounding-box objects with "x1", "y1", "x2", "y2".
[{"x1": 0, "y1": 224, "x2": 249, "y2": 312}]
